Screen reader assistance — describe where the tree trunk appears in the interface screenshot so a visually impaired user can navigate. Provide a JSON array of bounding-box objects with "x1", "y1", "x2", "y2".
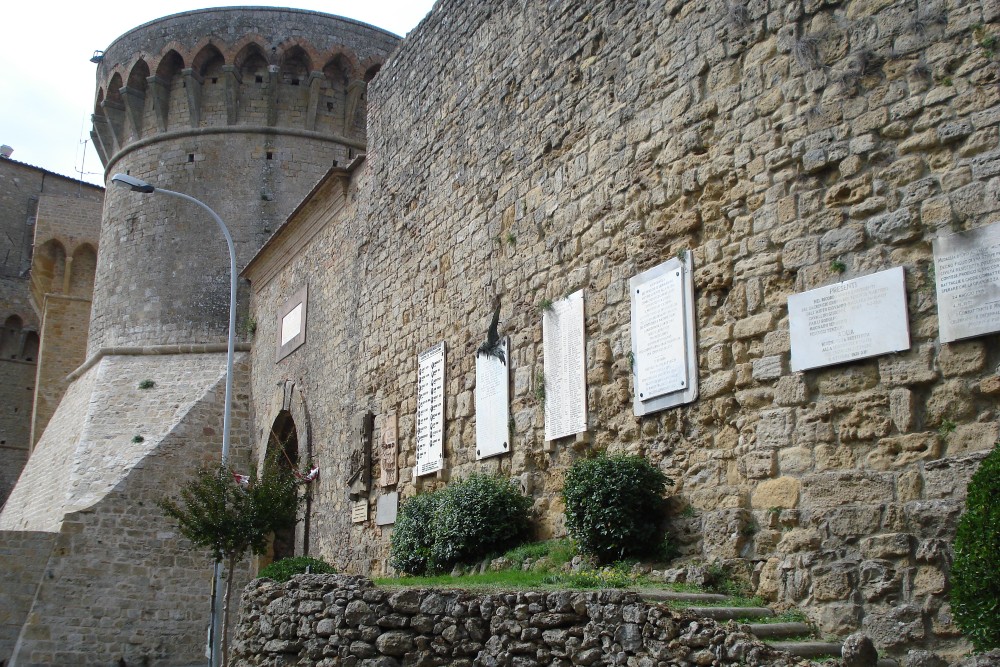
[{"x1": 222, "y1": 554, "x2": 237, "y2": 667}]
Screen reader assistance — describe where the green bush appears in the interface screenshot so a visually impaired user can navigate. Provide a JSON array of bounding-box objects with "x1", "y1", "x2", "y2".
[
  {"x1": 257, "y1": 556, "x2": 335, "y2": 582},
  {"x1": 430, "y1": 473, "x2": 532, "y2": 571},
  {"x1": 389, "y1": 473, "x2": 532, "y2": 575},
  {"x1": 950, "y1": 443, "x2": 1000, "y2": 651},
  {"x1": 562, "y1": 452, "x2": 673, "y2": 563},
  {"x1": 389, "y1": 492, "x2": 441, "y2": 575}
]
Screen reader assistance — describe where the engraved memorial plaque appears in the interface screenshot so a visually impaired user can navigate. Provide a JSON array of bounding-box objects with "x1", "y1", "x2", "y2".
[
  {"x1": 543, "y1": 290, "x2": 587, "y2": 441},
  {"x1": 380, "y1": 411, "x2": 398, "y2": 487},
  {"x1": 629, "y1": 254, "x2": 699, "y2": 416},
  {"x1": 375, "y1": 492, "x2": 399, "y2": 526},
  {"x1": 476, "y1": 337, "x2": 510, "y2": 460},
  {"x1": 346, "y1": 411, "x2": 373, "y2": 501},
  {"x1": 934, "y1": 222, "x2": 1000, "y2": 343},
  {"x1": 415, "y1": 342, "x2": 445, "y2": 476},
  {"x1": 351, "y1": 499, "x2": 368, "y2": 523},
  {"x1": 789, "y1": 267, "x2": 910, "y2": 372}
]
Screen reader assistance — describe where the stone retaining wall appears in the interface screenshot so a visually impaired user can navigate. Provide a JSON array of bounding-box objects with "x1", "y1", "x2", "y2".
[{"x1": 232, "y1": 575, "x2": 809, "y2": 667}]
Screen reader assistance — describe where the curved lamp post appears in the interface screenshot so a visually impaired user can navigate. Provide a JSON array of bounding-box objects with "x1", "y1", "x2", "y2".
[{"x1": 110, "y1": 173, "x2": 235, "y2": 667}]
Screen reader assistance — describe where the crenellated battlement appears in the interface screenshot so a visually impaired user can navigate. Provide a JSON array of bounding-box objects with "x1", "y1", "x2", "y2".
[{"x1": 90, "y1": 8, "x2": 398, "y2": 170}]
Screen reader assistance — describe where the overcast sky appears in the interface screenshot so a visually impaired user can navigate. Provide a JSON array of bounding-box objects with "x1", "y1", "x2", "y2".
[{"x1": 0, "y1": 1, "x2": 437, "y2": 186}]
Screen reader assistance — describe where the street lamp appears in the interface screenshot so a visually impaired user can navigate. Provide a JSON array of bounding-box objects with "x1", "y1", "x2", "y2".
[{"x1": 111, "y1": 173, "x2": 236, "y2": 667}]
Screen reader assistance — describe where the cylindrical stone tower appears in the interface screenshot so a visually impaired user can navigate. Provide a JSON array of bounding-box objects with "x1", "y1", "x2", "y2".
[{"x1": 89, "y1": 8, "x2": 399, "y2": 351}]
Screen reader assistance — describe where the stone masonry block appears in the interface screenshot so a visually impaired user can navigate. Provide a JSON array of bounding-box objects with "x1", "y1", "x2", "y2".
[
  {"x1": 751, "y1": 476, "x2": 801, "y2": 509},
  {"x1": 801, "y1": 471, "x2": 895, "y2": 507},
  {"x1": 923, "y1": 451, "x2": 990, "y2": 502}
]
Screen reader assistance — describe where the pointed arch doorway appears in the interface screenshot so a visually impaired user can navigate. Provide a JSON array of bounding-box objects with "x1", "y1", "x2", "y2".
[
  {"x1": 266, "y1": 410, "x2": 301, "y2": 562},
  {"x1": 257, "y1": 380, "x2": 314, "y2": 569}
]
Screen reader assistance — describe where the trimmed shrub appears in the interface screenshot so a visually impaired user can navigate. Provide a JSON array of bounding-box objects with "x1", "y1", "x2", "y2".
[
  {"x1": 951, "y1": 443, "x2": 1000, "y2": 651},
  {"x1": 562, "y1": 452, "x2": 673, "y2": 563},
  {"x1": 389, "y1": 473, "x2": 532, "y2": 575},
  {"x1": 389, "y1": 492, "x2": 442, "y2": 575},
  {"x1": 430, "y1": 473, "x2": 532, "y2": 572},
  {"x1": 257, "y1": 556, "x2": 335, "y2": 582}
]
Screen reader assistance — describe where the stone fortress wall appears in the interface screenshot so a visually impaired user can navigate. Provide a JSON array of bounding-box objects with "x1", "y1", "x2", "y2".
[
  {"x1": 245, "y1": 0, "x2": 1000, "y2": 659},
  {"x1": 0, "y1": 8, "x2": 400, "y2": 665}
]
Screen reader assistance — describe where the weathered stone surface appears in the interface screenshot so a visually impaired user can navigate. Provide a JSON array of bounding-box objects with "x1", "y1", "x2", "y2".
[
  {"x1": 751, "y1": 477, "x2": 801, "y2": 509},
  {"x1": 923, "y1": 451, "x2": 990, "y2": 501},
  {"x1": 842, "y1": 632, "x2": 879, "y2": 667},
  {"x1": 801, "y1": 472, "x2": 895, "y2": 507},
  {"x1": 862, "y1": 603, "x2": 925, "y2": 649}
]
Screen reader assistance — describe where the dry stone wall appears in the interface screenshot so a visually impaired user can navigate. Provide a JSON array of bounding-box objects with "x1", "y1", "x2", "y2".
[
  {"x1": 232, "y1": 575, "x2": 808, "y2": 667},
  {"x1": 241, "y1": 0, "x2": 1000, "y2": 657}
]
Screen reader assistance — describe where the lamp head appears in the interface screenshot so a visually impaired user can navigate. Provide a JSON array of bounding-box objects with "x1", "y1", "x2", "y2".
[{"x1": 111, "y1": 173, "x2": 155, "y2": 193}]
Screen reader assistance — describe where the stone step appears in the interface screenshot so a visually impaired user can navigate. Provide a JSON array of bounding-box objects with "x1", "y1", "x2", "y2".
[
  {"x1": 767, "y1": 640, "x2": 842, "y2": 658},
  {"x1": 635, "y1": 588, "x2": 729, "y2": 603},
  {"x1": 746, "y1": 622, "x2": 812, "y2": 639},
  {"x1": 684, "y1": 606, "x2": 774, "y2": 620}
]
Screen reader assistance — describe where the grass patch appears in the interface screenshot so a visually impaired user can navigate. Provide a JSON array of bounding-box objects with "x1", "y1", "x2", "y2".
[
  {"x1": 375, "y1": 569, "x2": 564, "y2": 591},
  {"x1": 667, "y1": 594, "x2": 767, "y2": 610},
  {"x1": 378, "y1": 539, "x2": 661, "y2": 591},
  {"x1": 745, "y1": 609, "x2": 808, "y2": 624}
]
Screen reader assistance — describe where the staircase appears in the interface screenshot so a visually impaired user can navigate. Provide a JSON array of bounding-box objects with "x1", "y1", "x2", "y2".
[{"x1": 636, "y1": 588, "x2": 898, "y2": 666}]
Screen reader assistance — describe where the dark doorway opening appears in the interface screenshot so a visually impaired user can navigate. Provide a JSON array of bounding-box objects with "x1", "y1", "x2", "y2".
[{"x1": 266, "y1": 410, "x2": 300, "y2": 563}]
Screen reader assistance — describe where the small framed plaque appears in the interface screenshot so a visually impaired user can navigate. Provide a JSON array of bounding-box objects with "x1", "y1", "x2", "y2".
[
  {"x1": 375, "y1": 492, "x2": 399, "y2": 526},
  {"x1": 934, "y1": 222, "x2": 1000, "y2": 343},
  {"x1": 629, "y1": 253, "x2": 698, "y2": 416},
  {"x1": 789, "y1": 266, "x2": 910, "y2": 371},
  {"x1": 276, "y1": 285, "x2": 308, "y2": 362},
  {"x1": 351, "y1": 499, "x2": 368, "y2": 524}
]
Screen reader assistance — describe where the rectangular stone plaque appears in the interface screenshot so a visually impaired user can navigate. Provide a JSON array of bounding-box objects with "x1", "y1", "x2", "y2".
[
  {"x1": 934, "y1": 222, "x2": 1000, "y2": 343},
  {"x1": 351, "y1": 500, "x2": 368, "y2": 524},
  {"x1": 375, "y1": 492, "x2": 399, "y2": 526},
  {"x1": 415, "y1": 341, "x2": 445, "y2": 476},
  {"x1": 789, "y1": 266, "x2": 910, "y2": 372},
  {"x1": 543, "y1": 290, "x2": 587, "y2": 441},
  {"x1": 476, "y1": 337, "x2": 510, "y2": 460},
  {"x1": 380, "y1": 411, "x2": 398, "y2": 487},
  {"x1": 629, "y1": 253, "x2": 699, "y2": 416}
]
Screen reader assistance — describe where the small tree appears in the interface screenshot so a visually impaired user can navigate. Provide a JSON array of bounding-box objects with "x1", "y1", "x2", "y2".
[
  {"x1": 159, "y1": 458, "x2": 299, "y2": 666},
  {"x1": 950, "y1": 442, "x2": 1000, "y2": 652}
]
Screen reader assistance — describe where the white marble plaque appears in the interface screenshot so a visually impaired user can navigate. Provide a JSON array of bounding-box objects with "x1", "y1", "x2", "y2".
[
  {"x1": 789, "y1": 267, "x2": 910, "y2": 372},
  {"x1": 415, "y1": 341, "x2": 445, "y2": 476},
  {"x1": 629, "y1": 254, "x2": 699, "y2": 416},
  {"x1": 543, "y1": 290, "x2": 587, "y2": 441},
  {"x1": 375, "y1": 492, "x2": 398, "y2": 526},
  {"x1": 351, "y1": 500, "x2": 368, "y2": 524},
  {"x1": 934, "y1": 223, "x2": 1000, "y2": 343},
  {"x1": 280, "y1": 303, "x2": 302, "y2": 346},
  {"x1": 476, "y1": 338, "x2": 510, "y2": 460}
]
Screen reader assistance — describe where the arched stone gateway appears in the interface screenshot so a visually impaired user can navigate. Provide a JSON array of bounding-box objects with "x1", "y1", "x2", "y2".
[{"x1": 257, "y1": 379, "x2": 315, "y2": 567}]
